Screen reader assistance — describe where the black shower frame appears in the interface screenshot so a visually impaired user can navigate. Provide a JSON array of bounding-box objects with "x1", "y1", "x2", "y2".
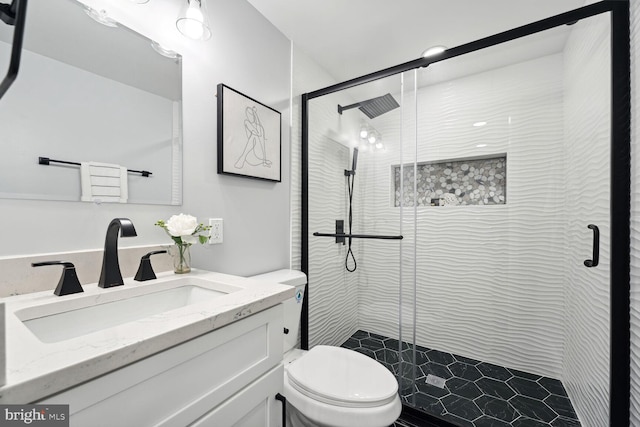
[{"x1": 300, "y1": 1, "x2": 630, "y2": 425}]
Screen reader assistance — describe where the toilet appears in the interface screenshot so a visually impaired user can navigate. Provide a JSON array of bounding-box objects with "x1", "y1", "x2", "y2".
[{"x1": 249, "y1": 270, "x2": 402, "y2": 427}]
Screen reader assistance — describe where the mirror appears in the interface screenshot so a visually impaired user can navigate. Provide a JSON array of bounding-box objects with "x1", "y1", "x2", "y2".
[{"x1": 0, "y1": 0, "x2": 183, "y2": 205}]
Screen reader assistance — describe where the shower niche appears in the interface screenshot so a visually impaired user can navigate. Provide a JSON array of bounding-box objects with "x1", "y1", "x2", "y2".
[{"x1": 393, "y1": 155, "x2": 507, "y2": 207}]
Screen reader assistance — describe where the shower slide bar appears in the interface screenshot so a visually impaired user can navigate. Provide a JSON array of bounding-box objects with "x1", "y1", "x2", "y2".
[
  {"x1": 312, "y1": 232, "x2": 403, "y2": 240},
  {"x1": 38, "y1": 157, "x2": 152, "y2": 177}
]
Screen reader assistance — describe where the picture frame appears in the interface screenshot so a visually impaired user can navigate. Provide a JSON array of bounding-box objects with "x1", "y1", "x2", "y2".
[{"x1": 217, "y1": 84, "x2": 282, "y2": 182}]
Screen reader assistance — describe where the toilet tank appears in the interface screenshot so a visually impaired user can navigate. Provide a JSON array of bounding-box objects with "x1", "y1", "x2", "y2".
[{"x1": 248, "y1": 269, "x2": 307, "y2": 353}]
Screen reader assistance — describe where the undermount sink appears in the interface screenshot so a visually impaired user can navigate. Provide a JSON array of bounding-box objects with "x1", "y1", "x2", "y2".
[{"x1": 14, "y1": 278, "x2": 239, "y2": 343}]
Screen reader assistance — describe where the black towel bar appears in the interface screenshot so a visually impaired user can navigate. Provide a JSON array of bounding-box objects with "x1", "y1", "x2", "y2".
[{"x1": 38, "y1": 156, "x2": 152, "y2": 177}]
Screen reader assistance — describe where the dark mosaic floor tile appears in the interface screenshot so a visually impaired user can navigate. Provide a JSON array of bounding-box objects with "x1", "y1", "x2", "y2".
[
  {"x1": 477, "y1": 362, "x2": 513, "y2": 381},
  {"x1": 475, "y1": 395, "x2": 519, "y2": 423},
  {"x1": 415, "y1": 344, "x2": 431, "y2": 353},
  {"x1": 453, "y1": 354, "x2": 482, "y2": 365},
  {"x1": 544, "y1": 394, "x2": 579, "y2": 419},
  {"x1": 370, "y1": 332, "x2": 387, "y2": 341},
  {"x1": 446, "y1": 377, "x2": 483, "y2": 400},
  {"x1": 352, "y1": 330, "x2": 370, "y2": 340},
  {"x1": 551, "y1": 416, "x2": 582, "y2": 427},
  {"x1": 507, "y1": 367, "x2": 542, "y2": 381},
  {"x1": 538, "y1": 377, "x2": 568, "y2": 397},
  {"x1": 402, "y1": 349, "x2": 429, "y2": 365},
  {"x1": 360, "y1": 337, "x2": 385, "y2": 350},
  {"x1": 449, "y1": 361, "x2": 483, "y2": 381},
  {"x1": 507, "y1": 377, "x2": 550, "y2": 400},
  {"x1": 413, "y1": 392, "x2": 446, "y2": 416},
  {"x1": 399, "y1": 376, "x2": 415, "y2": 392},
  {"x1": 440, "y1": 413, "x2": 475, "y2": 427},
  {"x1": 402, "y1": 362, "x2": 421, "y2": 377},
  {"x1": 376, "y1": 348, "x2": 400, "y2": 365},
  {"x1": 509, "y1": 395, "x2": 557, "y2": 423},
  {"x1": 475, "y1": 377, "x2": 516, "y2": 400},
  {"x1": 473, "y1": 416, "x2": 512, "y2": 427},
  {"x1": 384, "y1": 337, "x2": 411, "y2": 351},
  {"x1": 421, "y1": 362, "x2": 454, "y2": 379},
  {"x1": 512, "y1": 416, "x2": 550, "y2": 427},
  {"x1": 427, "y1": 349, "x2": 456, "y2": 365},
  {"x1": 441, "y1": 395, "x2": 482, "y2": 421},
  {"x1": 415, "y1": 380, "x2": 450, "y2": 399},
  {"x1": 353, "y1": 347, "x2": 376, "y2": 358},
  {"x1": 341, "y1": 337, "x2": 360, "y2": 349}
]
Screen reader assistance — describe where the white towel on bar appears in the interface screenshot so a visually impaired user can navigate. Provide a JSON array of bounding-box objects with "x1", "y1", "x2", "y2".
[{"x1": 80, "y1": 161, "x2": 128, "y2": 203}]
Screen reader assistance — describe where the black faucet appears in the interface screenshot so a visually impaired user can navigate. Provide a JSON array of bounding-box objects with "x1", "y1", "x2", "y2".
[{"x1": 98, "y1": 218, "x2": 137, "y2": 288}]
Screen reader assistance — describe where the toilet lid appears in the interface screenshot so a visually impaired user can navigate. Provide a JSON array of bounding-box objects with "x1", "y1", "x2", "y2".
[{"x1": 286, "y1": 345, "x2": 398, "y2": 408}]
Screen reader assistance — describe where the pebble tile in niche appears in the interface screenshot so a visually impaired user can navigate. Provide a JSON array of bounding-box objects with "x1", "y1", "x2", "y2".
[{"x1": 342, "y1": 330, "x2": 581, "y2": 427}]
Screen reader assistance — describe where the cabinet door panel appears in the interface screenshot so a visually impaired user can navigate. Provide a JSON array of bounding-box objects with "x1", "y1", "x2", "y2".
[{"x1": 190, "y1": 365, "x2": 283, "y2": 427}]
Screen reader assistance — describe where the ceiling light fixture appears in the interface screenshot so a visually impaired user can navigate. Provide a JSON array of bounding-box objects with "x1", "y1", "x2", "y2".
[
  {"x1": 473, "y1": 121, "x2": 488, "y2": 127},
  {"x1": 476, "y1": 144, "x2": 487, "y2": 148},
  {"x1": 176, "y1": 0, "x2": 211, "y2": 41},
  {"x1": 422, "y1": 45, "x2": 446, "y2": 58}
]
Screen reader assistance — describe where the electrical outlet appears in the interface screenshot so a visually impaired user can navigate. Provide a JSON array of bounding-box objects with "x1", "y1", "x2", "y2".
[{"x1": 208, "y1": 218, "x2": 223, "y2": 244}]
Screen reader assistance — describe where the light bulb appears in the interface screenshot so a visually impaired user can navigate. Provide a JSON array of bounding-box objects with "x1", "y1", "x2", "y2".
[
  {"x1": 359, "y1": 127, "x2": 368, "y2": 139},
  {"x1": 184, "y1": 2, "x2": 204, "y2": 39},
  {"x1": 368, "y1": 134, "x2": 376, "y2": 144},
  {"x1": 376, "y1": 142, "x2": 384, "y2": 149}
]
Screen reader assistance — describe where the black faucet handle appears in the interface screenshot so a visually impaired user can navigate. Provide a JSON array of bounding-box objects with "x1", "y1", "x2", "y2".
[
  {"x1": 32, "y1": 261, "x2": 84, "y2": 296},
  {"x1": 134, "y1": 250, "x2": 168, "y2": 282}
]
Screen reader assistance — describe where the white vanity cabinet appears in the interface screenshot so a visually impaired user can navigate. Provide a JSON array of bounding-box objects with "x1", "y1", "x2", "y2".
[{"x1": 37, "y1": 305, "x2": 285, "y2": 427}]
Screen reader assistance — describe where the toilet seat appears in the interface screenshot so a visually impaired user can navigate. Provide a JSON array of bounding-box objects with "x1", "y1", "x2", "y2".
[{"x1": 287, "y1": 345, "x2": 398, "y2": 408}]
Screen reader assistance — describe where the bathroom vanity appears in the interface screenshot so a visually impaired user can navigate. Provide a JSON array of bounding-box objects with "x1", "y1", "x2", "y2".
[{"x1": 0, "y1": 269, "x2": 294, "y2": 426}]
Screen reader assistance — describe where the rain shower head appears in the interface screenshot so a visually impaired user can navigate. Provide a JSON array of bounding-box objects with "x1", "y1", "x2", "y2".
[{"x1": 337, "y1": 93, "x2": 400, "y2": 119}]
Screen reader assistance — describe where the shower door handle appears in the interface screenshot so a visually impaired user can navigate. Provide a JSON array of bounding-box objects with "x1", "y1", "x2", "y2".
[{"x1": 584, "y1": 224, "x2": 599, "y2": 268}]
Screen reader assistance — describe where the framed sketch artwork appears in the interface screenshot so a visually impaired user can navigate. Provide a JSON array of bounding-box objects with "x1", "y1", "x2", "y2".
[{"x1": 217, "y1": 84, "x2": 281, "y2": 182}]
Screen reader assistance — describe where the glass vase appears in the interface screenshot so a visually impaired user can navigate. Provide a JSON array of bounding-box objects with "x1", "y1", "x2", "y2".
[{"x1": 171, "y1": 243, "x2": 192, "y2": 274}]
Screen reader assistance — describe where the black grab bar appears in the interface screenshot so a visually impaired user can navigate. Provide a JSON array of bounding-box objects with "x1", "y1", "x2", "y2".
[{"x1": 584, "y1": 224, "x2": 599, "y2": 268}]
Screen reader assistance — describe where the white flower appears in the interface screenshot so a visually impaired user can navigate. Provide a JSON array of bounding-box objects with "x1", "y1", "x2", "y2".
[{"x1": 165, "y1": 214, "x2": 198, "y2": 237}]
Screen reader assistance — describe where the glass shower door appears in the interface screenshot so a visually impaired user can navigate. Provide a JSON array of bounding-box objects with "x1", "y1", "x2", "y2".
[{"x1": 406, "y1": 13, "x2": 612, "y2": 426}]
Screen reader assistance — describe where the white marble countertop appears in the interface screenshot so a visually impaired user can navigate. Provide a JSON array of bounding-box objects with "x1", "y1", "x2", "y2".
[{"x1": 0, "y1": 269, "x2": 294, "y2": 403}]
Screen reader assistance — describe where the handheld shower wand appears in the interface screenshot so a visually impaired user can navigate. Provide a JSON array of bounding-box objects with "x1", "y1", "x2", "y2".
[{"x1": 344, "y1": 147, "x2": 359, "y2": 272}]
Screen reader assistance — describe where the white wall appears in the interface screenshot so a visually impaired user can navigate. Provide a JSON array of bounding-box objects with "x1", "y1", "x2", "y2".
[{"x1": 0, "y1": 0, "x2": 291, "y2": 278}]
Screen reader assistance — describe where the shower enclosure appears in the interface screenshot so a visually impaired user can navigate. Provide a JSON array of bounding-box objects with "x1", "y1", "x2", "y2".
[{"x1": 300, "y1": 2, "x2": 629, "y2": 427}]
